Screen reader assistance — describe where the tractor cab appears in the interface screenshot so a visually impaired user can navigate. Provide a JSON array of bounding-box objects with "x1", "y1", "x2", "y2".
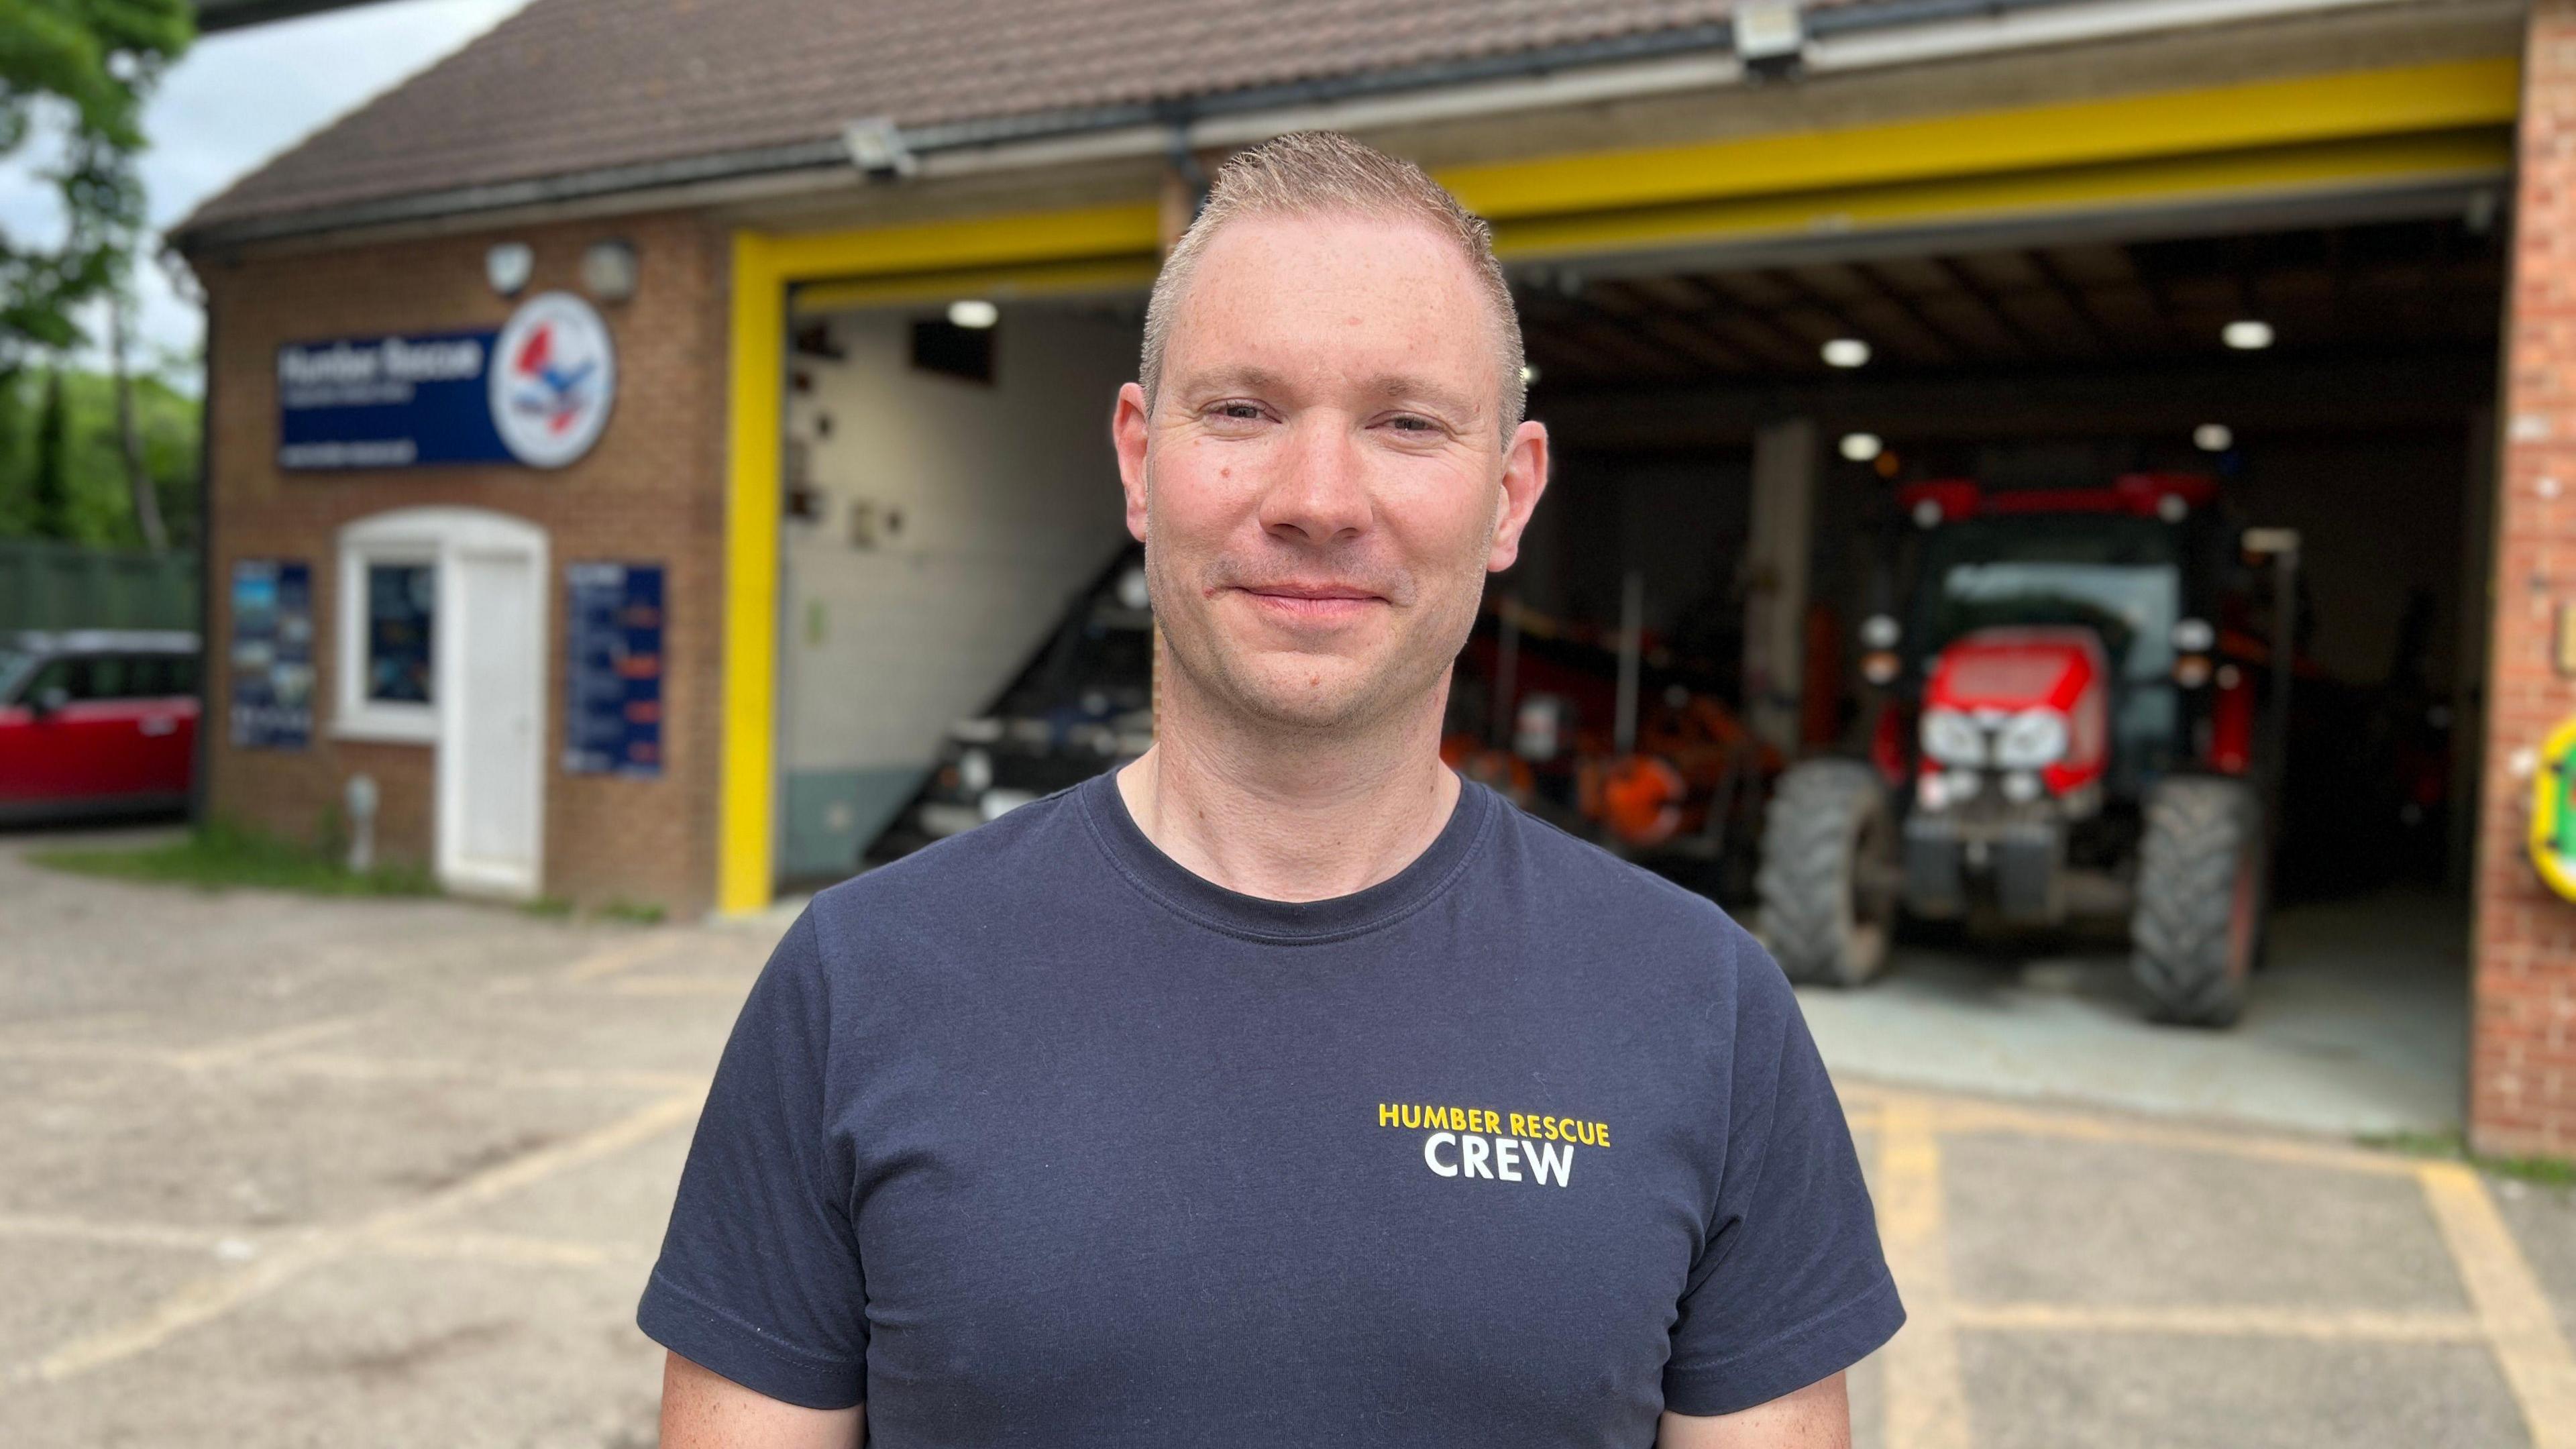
[{"x1": 1758, "y1": 472, "x2": 2290, "y2": 1028}]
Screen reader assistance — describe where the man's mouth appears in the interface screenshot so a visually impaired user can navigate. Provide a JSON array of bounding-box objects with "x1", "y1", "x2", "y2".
[{"x1": 1230, "y1": 582, "x2": 1387, "y2": 625}]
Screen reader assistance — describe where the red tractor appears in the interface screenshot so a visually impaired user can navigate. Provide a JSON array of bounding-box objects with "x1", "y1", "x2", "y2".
[{"x1": 1755, "y1": 472, "x2": 2296, "y2": 1026}]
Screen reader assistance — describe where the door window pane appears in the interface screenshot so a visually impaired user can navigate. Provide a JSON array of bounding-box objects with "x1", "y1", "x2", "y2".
[
  {"x1": 366, "y1": 564, "x2": 436, "y2": 704},
  {"x1": 20, "y1": 659, "x2": 76, "y2": 703},
  {"x1": 121, "y1": 655, "x2": 189, "y2": 698},
  {"x1": 82, "y1": 655, "x2": 133, "y2": 700}
]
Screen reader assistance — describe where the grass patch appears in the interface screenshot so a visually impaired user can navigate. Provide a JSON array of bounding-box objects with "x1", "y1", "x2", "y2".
[
  {"x1": 519, "y1": 894, "x2": 578, "y2": 920},
  {"x1": 29, "y1": 820, "x2": 438, "y2": 898},
  {"x1": 2359, "y1": 1128, "x2": 2576, "y2": 1189},
  {"x1": 598, "y1": 898, "x2": 666, "y2": 926}
]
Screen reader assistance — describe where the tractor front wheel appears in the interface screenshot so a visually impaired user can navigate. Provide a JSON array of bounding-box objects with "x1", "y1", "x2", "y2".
[
  {"x1": 2131, "y1": 775, "x2": 2266, "y2": 1027},
  {"x1": 1757, "y1": 759, "x2": 1900, "y2": 987}
]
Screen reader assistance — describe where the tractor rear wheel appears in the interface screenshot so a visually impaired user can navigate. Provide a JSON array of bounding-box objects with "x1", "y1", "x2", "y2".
[
  {"x1": 2131, "y1": 775, "x2": 2265, "y2": 1027},
  {"x1": 1757, "y1": 759, "x2": 1900, "y2": 987}
]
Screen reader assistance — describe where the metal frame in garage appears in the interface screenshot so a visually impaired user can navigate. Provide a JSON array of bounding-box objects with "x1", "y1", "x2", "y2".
[{"x1": 714, "y1": 56, "x2": 2520, "y2": 914}]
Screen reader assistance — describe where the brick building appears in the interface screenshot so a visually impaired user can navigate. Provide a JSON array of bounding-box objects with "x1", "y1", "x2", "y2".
[{"x1": 176, "y1": 0, "x2": 2573, "y2": 1154}]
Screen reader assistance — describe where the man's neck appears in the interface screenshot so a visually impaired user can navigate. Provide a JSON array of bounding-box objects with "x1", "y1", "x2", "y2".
[{"x1": 1114, "y1": 674, "x2": 1462, "y2": 904}]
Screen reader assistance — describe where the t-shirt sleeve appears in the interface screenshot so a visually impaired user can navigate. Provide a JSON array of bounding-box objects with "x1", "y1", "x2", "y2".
[
  {"x1": 637, "y1": 907, "x2": 867, "y2": 1409},
  {"x1": 1661, "y1": 927, "x2": 1906, "y2": 1417}
]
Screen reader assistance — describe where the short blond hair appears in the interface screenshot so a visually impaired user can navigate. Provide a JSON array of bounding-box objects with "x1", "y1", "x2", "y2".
[{"x1": 1140, "y1": 131, "x2": 1526, "y2": 440}]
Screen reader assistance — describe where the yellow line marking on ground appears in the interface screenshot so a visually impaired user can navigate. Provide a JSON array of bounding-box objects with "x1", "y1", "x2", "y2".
[
  {"x1": 266, "y1": 1054, "x2": 707, "y2": 1093},
  {"x1": 563, "y1": 932, "x2": 692, "y2": 983},
  {"x1": 0, "y1": 1214, "x2": 250, "y2": 1254},
  {"x1": 20, "y1": 1091, "x2": 703, "y2": 1385},
  {"x1": 2419, "y1": 1161, "x2": 2576, "y2": 1449},
  {"x1": 0, "y1": 1039, "x2": 190, "y2": 1067},
  {"x1": 171, "y1": 1012, "x2": 374, "y2": 1071},
  {"x1": 604, "y1": 974, "x2": 759, "y2": 998},
  {"x1": 1934, "y1": 1098, "x2": 2418, "y2": 1177},
  {"x1": 374, "y1": 1230, "x2": 639, "y2": 1269},
  {"x1": 1956, "y1": 1301, "x2": 2486, "y2": 1342},
  {"x1": 1878, "y1": 1097, "x2": 1972, "y2": 1449},
  {"x1": 1837, "y1": 1081, "x2": 2416, "y2": 1179},
  {"x1": 0, "y1": 1216, "x2": 643, "y2": 1273},
  {"x1": 0, "y1": 1038, "x2": 702, "y2": 1095}
]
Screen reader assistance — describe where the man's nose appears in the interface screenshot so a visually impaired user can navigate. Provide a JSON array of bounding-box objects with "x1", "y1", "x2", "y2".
[{"x1": 1258, "y1": 413, "x2": 1373, "y2": 543}]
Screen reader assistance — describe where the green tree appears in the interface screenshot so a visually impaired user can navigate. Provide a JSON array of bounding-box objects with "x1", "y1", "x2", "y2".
[
  {"x1": 28, "y1": 368, "x2": 69, "y2": 538},
  {"x1": 0, "y1": 0, "x2": 195, "y2": 372},
  {"x1": 0, "y1": 363, "x2": 196, "y2": 545}
]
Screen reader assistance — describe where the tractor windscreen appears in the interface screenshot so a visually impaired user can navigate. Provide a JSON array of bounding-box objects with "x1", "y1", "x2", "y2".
[{"x1": 1912, "y1": 516, "x2": 2182, "y2": 682}]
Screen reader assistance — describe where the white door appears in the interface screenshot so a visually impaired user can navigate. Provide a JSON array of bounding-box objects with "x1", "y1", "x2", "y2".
[{"x1": 439, "y1": 546, "x2": 545, "y2": 896}]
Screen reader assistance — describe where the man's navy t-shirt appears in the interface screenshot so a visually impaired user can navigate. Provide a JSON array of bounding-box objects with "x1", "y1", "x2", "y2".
[{"x1": 638, "y1": 769, "x2": 1902, "y2": 1445}]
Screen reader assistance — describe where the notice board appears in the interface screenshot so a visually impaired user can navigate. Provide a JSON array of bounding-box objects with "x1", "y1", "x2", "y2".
[
  {"x1": 229, "y1": 559, "x2": 313, "y2": 749},
  {"x1": 564, "y1": 562, "x2": 663, "y2": 777}
]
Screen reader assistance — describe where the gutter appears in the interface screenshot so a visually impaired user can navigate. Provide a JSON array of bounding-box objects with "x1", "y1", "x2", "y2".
[{"x1": 174, "y1": 0, "x2": 2435, "y2": 253}]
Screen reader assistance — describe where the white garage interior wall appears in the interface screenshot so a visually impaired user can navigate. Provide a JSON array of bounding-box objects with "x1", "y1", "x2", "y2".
[{"x1": 778, "y1": 301, "x2": 1142, "y2": 878}]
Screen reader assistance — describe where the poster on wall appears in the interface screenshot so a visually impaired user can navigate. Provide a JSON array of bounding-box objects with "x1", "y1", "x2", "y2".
[
  {"x1": 275, "y1": 290, "x2": 616, "y2": 471},
  {"x1": 229, "y1": 559, "x2": 314, "y2": 749},
  {"x1": 564, "y1": 562, "x2": 663, "y2": 777}
]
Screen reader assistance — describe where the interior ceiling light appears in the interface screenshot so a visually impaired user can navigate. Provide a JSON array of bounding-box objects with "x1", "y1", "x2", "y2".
[
  {"x1": 947, "y1": 299, "x2": 1000, "y2": 329},
  {"x1": 1519, "y1": 364, "x2": 1540, "y2": 386},
  {"x1": 2193, "y1": 423, "x2": 2234, "y2": 452},
  {"x1": 1838, "y1": 431, "x2": 1883, "y2": 462},
  {"x1": 2221, "y1": 319, "x2": 2273, "y2": 351},
  {"x1": 1821, "y1": 337, "x2": 1871, "y2": 368}
]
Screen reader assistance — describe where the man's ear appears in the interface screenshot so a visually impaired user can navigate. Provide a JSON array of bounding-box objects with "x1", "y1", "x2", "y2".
[
  {"x1": 1113, "y1": 382, "x2": 1152, "y2": 544},
  {"x1": 1485, "y1": 419, "x2": 1550, "y2": 573}
]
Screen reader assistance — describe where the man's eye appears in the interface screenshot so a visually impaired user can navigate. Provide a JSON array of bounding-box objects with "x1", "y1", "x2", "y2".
[
  {"x1": 1214, "y1": 403, "x2": 1265, "y2": 421},
  {"x1": 1389, "y1": 415, "x2": 1439, "y2": 433}
]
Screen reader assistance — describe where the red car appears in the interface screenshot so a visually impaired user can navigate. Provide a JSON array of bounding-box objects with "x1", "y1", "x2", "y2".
[{"x1": 0, "y1": 631, "x2": 200, "y2": 823}]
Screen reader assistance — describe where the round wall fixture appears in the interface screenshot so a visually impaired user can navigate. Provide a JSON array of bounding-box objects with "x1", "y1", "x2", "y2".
[
  {"x1": 1821, "y1": 337, "x2": 1871, "y2": 368},
  {"x1": 485, "y1": 242, "x2": 533, "y2": 297},
  {"x1": 580, "y1": 239, "x2": 639, "y2": 303}
]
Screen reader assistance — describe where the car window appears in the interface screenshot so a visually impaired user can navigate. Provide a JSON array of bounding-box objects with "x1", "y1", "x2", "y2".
[
  {"x1": 83, "y1": 655, "x2": 135, "y2": 701},
  {"x1": 121, "y1": 654, "x2": 191, "y2": 698},
  {"x1": 19, "y1": 657, "x2": 78, "y2": 704}
]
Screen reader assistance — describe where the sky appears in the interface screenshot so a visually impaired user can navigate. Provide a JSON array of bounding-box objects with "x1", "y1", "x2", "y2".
[{"x1": 0, "y1": 0, "x2": 533, "y2": 382}]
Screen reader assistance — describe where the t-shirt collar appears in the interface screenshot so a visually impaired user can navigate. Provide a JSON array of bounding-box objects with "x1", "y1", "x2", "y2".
[{"x1": 1076, "y1": 765, "x2": 1495, "y2": 944}]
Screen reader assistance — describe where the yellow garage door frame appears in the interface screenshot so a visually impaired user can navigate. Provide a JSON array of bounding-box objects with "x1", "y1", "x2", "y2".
[{"x1": 714, "y1": 54, "x2": 2520, "y2": 913}]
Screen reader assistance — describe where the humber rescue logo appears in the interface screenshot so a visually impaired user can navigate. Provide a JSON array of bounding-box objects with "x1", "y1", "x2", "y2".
[
  {"x1": 489, "y1": 290, "x2": 616, "y2": 469},
  {"x1": 1379, "y1": 1102, "x2": 1608, "y2": 1187}
]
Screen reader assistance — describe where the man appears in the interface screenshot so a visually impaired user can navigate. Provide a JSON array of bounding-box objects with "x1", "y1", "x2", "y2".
[{"x1": 641, "y1": 131, "x2": 1902, "y2": 1448}]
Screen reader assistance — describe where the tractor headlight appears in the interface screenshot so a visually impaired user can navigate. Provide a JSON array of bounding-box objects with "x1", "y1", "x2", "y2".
[
  {"x1": 1920, "y1": 708, "x2": 1984, "y2": 767},
  {"x1": 1992, "y1": 708, "x2": 2069, "y2": 769}
]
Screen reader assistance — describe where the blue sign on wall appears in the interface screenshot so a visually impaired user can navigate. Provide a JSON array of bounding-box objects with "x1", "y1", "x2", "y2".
[
  {"x1": 564, "y1": 562, "x2": 663, "y2": 777},
  {"x1": 276, "y1": 291, "x2": 617, "y2": 471},
  {"x1": 229, "y1": 559, "x2": 313, "y2": 749}
]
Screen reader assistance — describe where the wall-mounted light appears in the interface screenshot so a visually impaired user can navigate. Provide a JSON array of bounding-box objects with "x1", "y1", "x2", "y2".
[
  {"x1": 1733, "y1": 0, "x2": 1808, "y2": 75},
  {"x1": 485, "y1": 241, "x2": 532, "y2": 297},
  {"x1": 1519, "y1": 363, "x2": 1540, "y2": 386},
  {"x1": 581, "y1": 239, "x2": 638, "y2": 303},
  {"x1": 2193, "y1": 423, "x2": 2234, "y2": 452},
  {"x1": 947, "y1": 299, "x2": 999, "y2": 329},
  {"x1": 2221, "y1": 319, "x2": 2273, "y2": 351},
  {"x1": 1821, "y1": 337, "x2": 1870, "y2": 368},
  {"x1": 1838, "y1": 431, "x2": 1882, "y2": 462},
  {"x1": 844, "y1": 116, "x2": 918, "y2": 181}
]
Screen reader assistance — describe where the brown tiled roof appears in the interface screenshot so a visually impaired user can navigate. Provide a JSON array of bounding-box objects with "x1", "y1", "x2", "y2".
[{"x1": 178, "y1": 0, "x2": 1779, "y2": 240}]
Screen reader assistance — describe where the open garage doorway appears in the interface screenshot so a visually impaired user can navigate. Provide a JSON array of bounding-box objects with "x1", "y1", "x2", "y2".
[
  {"x1": 771, "y1": 291, "x2": 1146, "y2": 889},
  {"x1": 1487, "y1": 203, "x2": 2504, "y2": 1135}
]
